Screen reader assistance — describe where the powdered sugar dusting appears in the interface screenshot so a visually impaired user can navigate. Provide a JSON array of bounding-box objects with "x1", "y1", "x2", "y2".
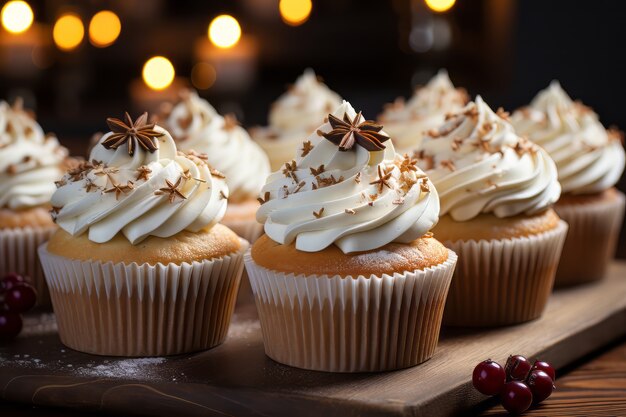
[
  {"x1": 350, "y1": 250, "x2": 409, "y2": 272},
  {"x1": 75, "y1": 357, "x2": 166, "y2": 378}
]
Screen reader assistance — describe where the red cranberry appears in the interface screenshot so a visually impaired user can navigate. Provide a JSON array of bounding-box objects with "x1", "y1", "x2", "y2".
[
  {"x1": 505, "y1": 355, "x2": 532, "y2": 381},
  {"x1": 1, "y1": 273, "x2": 25, "y2": 292},
  {"x1": 527, "y1": 369, "x2": 555, "y2": 404},
  {"x1": 501, "y1": 381, "x2": 533, "y2": 414},
  {"x1": 473, "y1": 359, "x2": 506, "y2": 395},
  {"x1": 532, "y1": 360, "x2": 556, "y2": 381},
  {"x1": 0, "y1": 312, "x2": 23, "y2": 340},
  {"x1": 4, "y1": 284, "x2": 37, "y2": 313}
]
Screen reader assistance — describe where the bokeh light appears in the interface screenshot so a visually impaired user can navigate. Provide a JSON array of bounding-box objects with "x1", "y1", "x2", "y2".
[
  {"x1": 1, "y1": 1, "x2": 33, "y2": 34},
  {"x1": 279, "y1": 0, "x2": 312, "y2": 26},
  {"x1": 89, "y1": 10, "x2": 121, "y2": 48},
  {"x1": 53, "y1": 13, "x2": 84, "y2": 51},
  {"x1": 208, "y1": 15, "x2": 241, "y2": 49},
  {"x1": 191, "y1": 62, "x2": 217, "y2": 90},
  {"x1": 142, "y1": 56, "x2": 175, "y2": 91},
  {"x1": 425, "y1": 0, "x2": 456, "y2": 13}
]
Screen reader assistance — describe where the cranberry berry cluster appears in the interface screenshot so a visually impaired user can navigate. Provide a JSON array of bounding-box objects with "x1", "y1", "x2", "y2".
[
  {"x1": 473, "y1": 354, "x2": 556, "y2": 414},
  {"x1": 0, "y1": 273, "x2": 37, "y2": 340}
]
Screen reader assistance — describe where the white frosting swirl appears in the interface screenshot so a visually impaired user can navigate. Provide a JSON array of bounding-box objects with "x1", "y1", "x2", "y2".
[
  {"x1": 418, "y1": 96, "x2": 560, "y2": 221},
  {"x1": 0, "y1": 100, "x2": 67, "y2": 210},
  {"x1": 379, "y1": 70, "x2": 468, "y2": 153},
  {"x1": 257, "y1": 101, "x2": 440, "y2": 254},
  {"x1": 51, "y1": 121, "x2": 228, "y2": 244},
  {"x1": 162, "y1": 91, "x2": 270, "y2": 202},
  {"x1": 253, "y1": 69, "x2": 343, "y2": 170},
  {"x1": 268, "y1": 69, "x2": 343, "y2": 132},
  {"x1": 512, "y1": 81, "x2": 625, "y2": 194}
]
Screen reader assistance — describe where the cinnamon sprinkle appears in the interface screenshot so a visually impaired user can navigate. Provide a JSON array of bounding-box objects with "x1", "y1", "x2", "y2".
[
  {"x1": 104, "y1": 181, "x2": 134, "y2": 200},
  {"x1": 313, "y1": 207, "x2": 324, "y2": 218},
  {"x1": 440, "y1": 159, "x2": 456, "y2": 171},
  {"x1": 301, "y1": 140, "x2": 314, "y2": 157},
  {"x1": 257, "y1": 191, "x2": 270, "y2": 205},
  {"x1": 309, "y1": 164, "x2": 325, "y2": 176}
]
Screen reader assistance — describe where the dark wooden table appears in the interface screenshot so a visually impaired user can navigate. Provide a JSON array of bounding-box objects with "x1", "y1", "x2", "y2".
[{"x1": 2, "y1": 336, "x2": 626, "y2": 416}]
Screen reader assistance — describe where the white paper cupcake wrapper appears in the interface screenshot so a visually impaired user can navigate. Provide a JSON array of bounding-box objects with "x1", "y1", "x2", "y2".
[
  {"x1": 443, "y1": 220, "x2": 568, "y2": 327},
  {"x1": 0, "y1": 226, "x2": 56, "y2": 307},
  {"x1": 554, "y1": 191, "x2": 625, "y2": 286},
  {"x1": 38, "y1": 239, "x2": 248, "y2": 357},
  {"x1": 245, "y1": 249, "x2": 458, "y2": 373}
]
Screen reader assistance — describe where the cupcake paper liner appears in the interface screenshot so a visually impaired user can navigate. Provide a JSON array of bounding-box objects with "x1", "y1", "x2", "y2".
[
  {"x1": 554, "y1": 191, "x2": 625, "y2": 287},
  {"x1": 245, "y1": 249, "x2": 457, "y2": 373},
  {"x1": 38, "y1": 239, "x2": 248, "y2": 357},
  {"x1": 220, "y1": 220, "x2": 261, "y2": 307},
  {"x1": 0, "y1": 226, "x2": 56, "y2": 307},
  {"x1": 443, "y1": 220, "x2": 568, "y2": 327}
]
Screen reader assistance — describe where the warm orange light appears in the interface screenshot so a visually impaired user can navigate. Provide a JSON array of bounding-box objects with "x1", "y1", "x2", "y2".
[
  {"x1": 53, "y1": 13, "x2": 84, "y2": 51},
  {"x1": 208, "y1": 14, "x2": 241, "y2": 49},
  {"x1": 191, "y1": 63, "x2": 216, "y2": 90},
  {"x1": 425, "y1": 0, "x2": 456, "y2": 13},
  {"x1": 142, "y1": 56, "x2": 175, "y2": 91},
  {"x1": 1, "y1": 1, "x2": 33, "y2": 34},
  {"x1": 279, "y1": 0, "x2": 312, "y2": 26},
  {"x1": 89, "y1": 10, "x2": 121, "y2": 47}
]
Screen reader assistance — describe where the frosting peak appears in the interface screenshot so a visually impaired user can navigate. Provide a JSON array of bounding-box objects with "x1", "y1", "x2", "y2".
[
  {"x1": 379, "y1": 69, "x2": 469, "y2": 152},
  {"x1": 257, "y1": 100, "x2": 440, "y2": 254},
  {"x1": 51, "y1": 113, "x2": 228, "y2": 245},
  {"x1": 268, "y1": 69, "x2": 343, "y2": 132},
  {"x1": 418, "y1": 96, "x2": 560, "y2": 221},
  {"x1": 0, "y1": 99, "x2": 68, "y2": 210},
  {"x1": 512, "y1": 82, "x2": 625, "y2": 194},
  {"x1": 160, "y1": 90, "x2": 270, "y2": 202}
]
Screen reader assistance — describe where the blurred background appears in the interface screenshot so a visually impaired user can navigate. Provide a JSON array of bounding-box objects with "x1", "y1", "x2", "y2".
[{"x1": 0, "y1": 0, "x2": 625, "y2": 251}]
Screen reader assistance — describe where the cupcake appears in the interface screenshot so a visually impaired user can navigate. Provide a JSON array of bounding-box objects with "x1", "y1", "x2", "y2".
[
  {"x1": 251, "y1": 69, "x2": 342, "y2": 170},
  {"x1": 159, "y1": 90, "x2": 270, "y2": 243},
  {"x1": 245, "y1": 100, "x2": 458, "y2": 372},
  {"x1": 38, "y1": 112, "x2": 248, "y2": 356},
  {"x1": 416, "y1": 96, "x2": 567, "y2": 327},
  {"x1": 512, "y1": 82, "x2": 625, "y2": 286},
  {"x1": 0, "y1": 99, "x2": 68, "y2": 306},
  {"x1": 379, "y1": 69, "x2": 468, "y2": 154}
]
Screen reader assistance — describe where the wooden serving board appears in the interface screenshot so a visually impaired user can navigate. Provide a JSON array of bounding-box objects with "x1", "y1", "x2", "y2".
[{"x1": 1, "y1": 263, "x2": 626, "y2": 417}]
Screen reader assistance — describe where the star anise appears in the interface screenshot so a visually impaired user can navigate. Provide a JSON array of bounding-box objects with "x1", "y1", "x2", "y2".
[
  {"x1": 155, "y1": 177, "x2": 187, "y2": 203},
  {"x1": 369, "y1": 165, "x2": 393, "y2": 194},
  {"x1": 322, "y1": 112, "x2": 390, "y2": 152},
  {"x1": 135, "y1": 165, "x2": 152, "y2": 181},
  {"x1": 104, "y1": 181, "x2": 134, "y2": 200},
  {"x1": 399, "y1": 154, "x2": 418, "y2": 173},
  {"x1": 103, "y1": 112, "x2": 164, "y2": 156}
]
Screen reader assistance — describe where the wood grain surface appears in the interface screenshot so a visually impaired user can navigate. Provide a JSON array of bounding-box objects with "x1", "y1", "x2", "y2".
[{"x1": 1, "y1": 263, "x2": 625, "y2": 417}]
